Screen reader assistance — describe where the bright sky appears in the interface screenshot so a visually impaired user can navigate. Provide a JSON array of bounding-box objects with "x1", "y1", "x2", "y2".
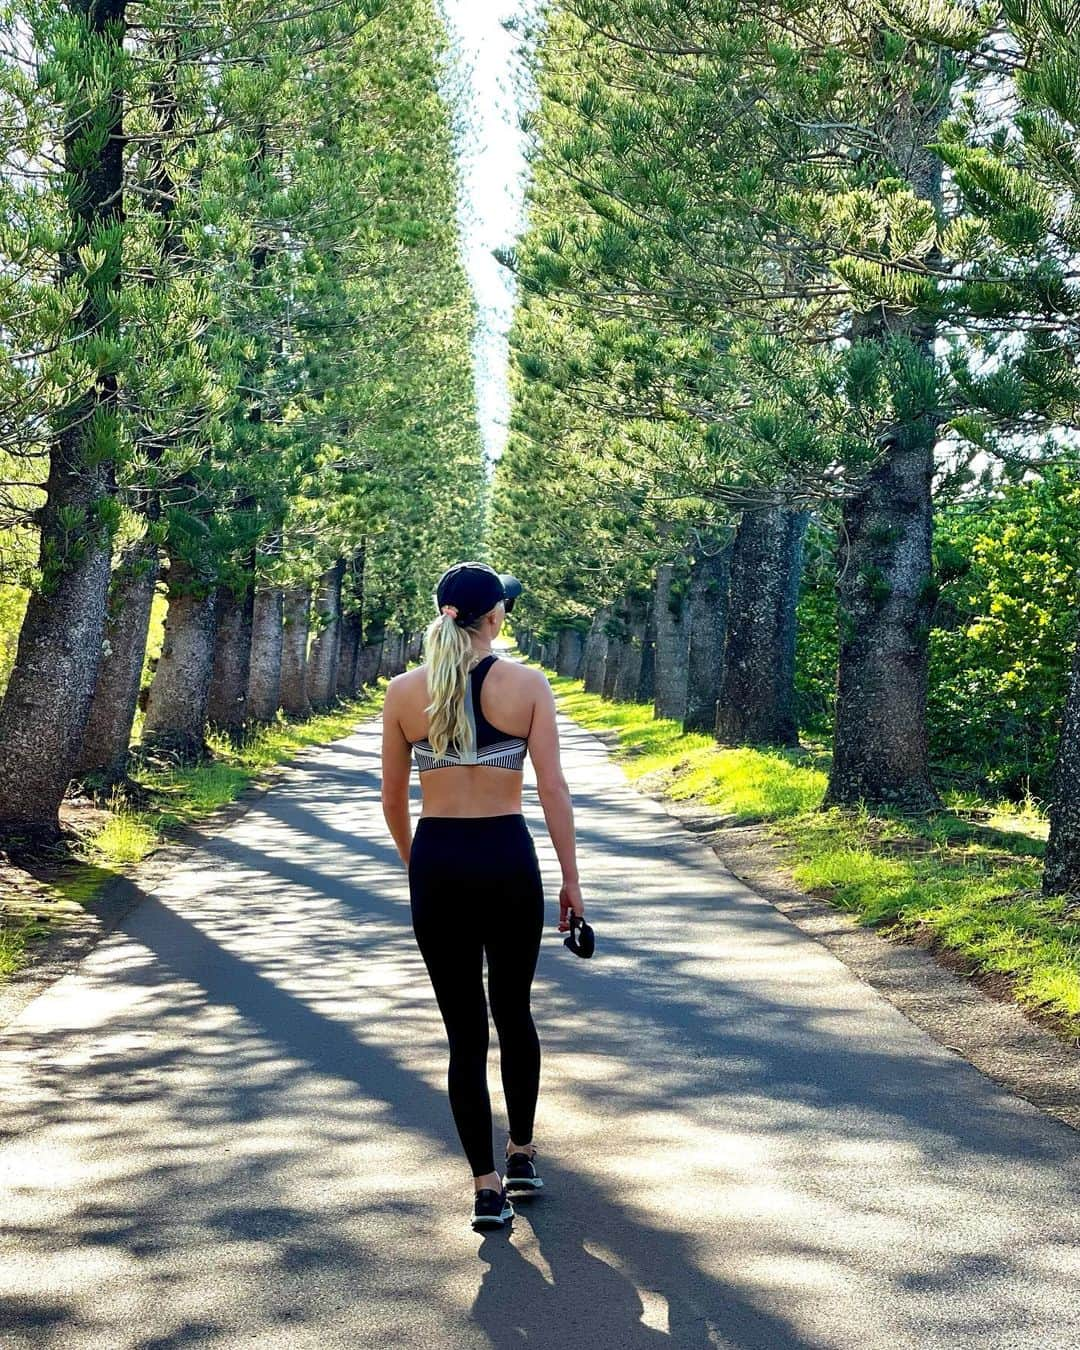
[{"x1": 438, "y1": 1, "x2": 534, "y2": 466}]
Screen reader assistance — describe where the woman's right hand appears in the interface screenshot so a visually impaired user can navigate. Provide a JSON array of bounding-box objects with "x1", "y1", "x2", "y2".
[{"x1": 558, "y1": 879, "x2": 585, "y2": 932}]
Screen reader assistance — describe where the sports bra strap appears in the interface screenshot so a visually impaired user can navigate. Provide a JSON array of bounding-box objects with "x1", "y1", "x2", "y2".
[{"x1": 410, "y1": 652, "x2": 528, "y2": 772}]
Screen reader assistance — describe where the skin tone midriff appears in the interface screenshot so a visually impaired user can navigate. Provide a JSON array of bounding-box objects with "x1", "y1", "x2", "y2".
[{"x1": 416, "y1": 762, "x2": 524, "y2": 817}]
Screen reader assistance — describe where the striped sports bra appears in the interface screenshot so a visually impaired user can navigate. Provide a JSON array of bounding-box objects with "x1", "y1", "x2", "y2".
[{"x1": 410, "y1": 654, "x2": 529, "y2": 773}]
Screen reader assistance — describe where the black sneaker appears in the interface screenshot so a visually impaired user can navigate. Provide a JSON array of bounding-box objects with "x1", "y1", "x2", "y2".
[
  {"x1": 503, "y1": 1147, "x2": 544, "y2": 1197},
  {"x1": 472, "y1": 1186, "x2": 514, "y2": 1231}
]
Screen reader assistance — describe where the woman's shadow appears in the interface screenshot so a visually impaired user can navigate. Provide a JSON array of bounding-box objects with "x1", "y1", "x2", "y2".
[
  {"x1": 471, "y1": 1215, "x2": 677, "y2": 1349},
  {"x1": 467, "y1": 1174, "x2": 816, "y2": 1350}
]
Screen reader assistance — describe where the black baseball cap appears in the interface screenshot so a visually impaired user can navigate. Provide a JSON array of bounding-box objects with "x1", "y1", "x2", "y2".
[{"x1": 435, "y1": 561, "x2": 523, "y2": 625}]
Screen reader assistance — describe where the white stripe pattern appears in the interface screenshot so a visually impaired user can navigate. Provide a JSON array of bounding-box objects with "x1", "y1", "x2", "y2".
[
  {"x1": 411, "y1": 656, "x2": 528, "y2": 772},
  {"x1": 412, "y1": 736, "x2": 527, "y2": 773}
]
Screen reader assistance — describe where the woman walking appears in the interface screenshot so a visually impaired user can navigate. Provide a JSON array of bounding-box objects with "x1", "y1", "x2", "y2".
[{"x1": 380, "y1": 561, "x2": 585, "y2": 1232}]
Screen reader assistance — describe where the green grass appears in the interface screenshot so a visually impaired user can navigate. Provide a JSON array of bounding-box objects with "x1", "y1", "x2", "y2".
[
  {"x1": 539, "y1": 663, "x2": 1080, "y2": 1042},
  {"x1": 1, "y1": 686, "x2": 386, "y2": 981}
]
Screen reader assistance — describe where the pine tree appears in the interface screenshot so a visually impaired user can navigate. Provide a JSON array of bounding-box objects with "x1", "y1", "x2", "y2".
[
  {"x1": 500, "y1": 1, "x2": 969, "y2": 801},
  {"x1": 0, "y1": 0, "x2": 129, "y2": 842}
]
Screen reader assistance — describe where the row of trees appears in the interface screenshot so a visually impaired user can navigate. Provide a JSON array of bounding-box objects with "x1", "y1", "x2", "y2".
[
  {"x1": 0, "y1": 0, "x2": 485, "y2": 845},
  {"x1": 494, "y1": 0, "x2": 1080, "y2": 896}
]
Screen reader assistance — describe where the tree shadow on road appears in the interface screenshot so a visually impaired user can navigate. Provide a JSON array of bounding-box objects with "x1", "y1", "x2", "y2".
[
  {"x1": 1, "y1": 878, "x2": 824, "y2": 1348},
  {"x1": 2, "y1": 725, "x2": 1076, "y2": 1347}
]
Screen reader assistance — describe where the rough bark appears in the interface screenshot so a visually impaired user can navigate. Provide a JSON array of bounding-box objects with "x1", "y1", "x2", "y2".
[
  {"x1": 0, "y1": 0, "x2": 127, "y2": 841},
  {"x1": 337, "y1": 546, "x2": 365, "y2": 699},
  {"x1": 614, "y1": 641, "x2": 640, "y2": 702},
  {"x1": 76, "y1": 28, "x2": 178, "y2": 784},
  {"x1": 638, "y1": 594, "x2": 656, "y2": 705},
  {"x1": 357, "y1": 636, "x2": 385, "y2": 687},
  {"x1": 338, "y1": 613, "x2": 362, "y2": 698},
  {"x1": 381, "y1": 630, "x2": 407, "y2": 677},
  {"x1": 141, "y1": 559, "x2": 218, "y2": 759},
  {"x1": 75, "y1": 537, "x2": 160, "y2": 784},
  {"x1": 556, "y1": 627, "x2": 585, "y2": 678},
  {"x1": 716, "y1": 508, "x2": 807, "y2": 748},
  {"x1": 280, "y1": 585, "x2": 312, "y2": 718},
  {"x1": 206, "y1": 583, "x2": 254, "y2": 733},
  {"x1": 822, "y1": 58, "x2": 946, "y2": 811},
  {"x1": 822, "y1": 443, "x2": 941, "y2": 808},
  {"x1": 614, "y1": 594, "x2": 650, "y2": 702},
  {"x1": 684, "y1": 535, "x2": 732, "y2": 734},
  {"x1": 1043, "y1": 605, "x2": 1080, "y2": 898},
  {"x1": 601, "y1": 643, "x2": 621, "y2": 698},
  {"x1": 307, "y1": 559, "x2": 345, "y2": 709},
  {"x1": 582, "y1": 608, "x2": 610, "y2": 694},
  {"x1": 247, "y1": 587, "x2": 283, "y2": 722},
  {"x1": 377, "y1": 633, "x2": 393, "y2": 678},
  {"x1": 653, "y1": 562, "x2": 690, "y2": 722}
]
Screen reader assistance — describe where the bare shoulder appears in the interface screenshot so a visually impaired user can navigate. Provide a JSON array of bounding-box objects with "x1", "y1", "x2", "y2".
[
  {"x1": 500, "y1": 658, "x2": 550, "y2": 693},
  {"x1": 389, "y1": 665, "x2": 427, "y2": 687},
  {"x1": 384, "y1": 666, "x2": 426, "y2": 704}
]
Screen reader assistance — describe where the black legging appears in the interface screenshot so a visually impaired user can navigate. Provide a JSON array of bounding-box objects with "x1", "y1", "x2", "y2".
[{"x1": 408, "y1": 812, "x2": 545, "y2": 1177}]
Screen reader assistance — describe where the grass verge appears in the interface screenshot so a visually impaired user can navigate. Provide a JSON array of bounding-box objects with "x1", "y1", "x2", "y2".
[
  {"x1": 540, "y1": 665, "x2": 1079, "y2": 1044},
  {"x1": 0, "y1": 686, "x2": 386, "y2": 983}
]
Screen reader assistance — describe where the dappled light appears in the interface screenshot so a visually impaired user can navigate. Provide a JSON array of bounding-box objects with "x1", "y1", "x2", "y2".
[{"x1": 2, "y1": 716, "x2": 1076, "y2": 1347}]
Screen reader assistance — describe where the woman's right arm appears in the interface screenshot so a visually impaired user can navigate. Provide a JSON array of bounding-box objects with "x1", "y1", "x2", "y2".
[{"x1": 526, "y1": 672, "x2": 584, "y2": 930}]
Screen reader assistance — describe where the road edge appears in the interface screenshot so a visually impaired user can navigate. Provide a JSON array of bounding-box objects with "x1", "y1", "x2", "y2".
[
  {"x1": 0, "y1": 717, "x2": 380, "y2": 1032},
  {"x1": 585, "y1": 723, "x2": 1080, "y2": 1136}
]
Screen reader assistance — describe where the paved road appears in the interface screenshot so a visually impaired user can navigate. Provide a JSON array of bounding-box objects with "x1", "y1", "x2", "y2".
[{"x1": 1, "y1": 711, "x2": 1077, "y2": 1350}]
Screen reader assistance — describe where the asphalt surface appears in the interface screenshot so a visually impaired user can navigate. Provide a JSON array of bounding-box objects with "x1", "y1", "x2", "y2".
[{"x1": 1, "y1": 710, "x2": 1078, "y2": 1349}]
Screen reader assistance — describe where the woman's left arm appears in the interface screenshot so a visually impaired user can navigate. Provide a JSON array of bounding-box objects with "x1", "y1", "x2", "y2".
[{"x1": 380, "y1": 679, "x2": 413, "y2": 867}]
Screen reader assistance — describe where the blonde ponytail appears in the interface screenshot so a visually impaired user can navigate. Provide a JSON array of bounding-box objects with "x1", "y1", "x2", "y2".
[{"x1": 423, "y1": 609, "x2": 484, "y2": 756}]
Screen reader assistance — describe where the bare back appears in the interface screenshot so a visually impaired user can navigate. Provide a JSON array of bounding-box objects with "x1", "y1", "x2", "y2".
[{"x1": 387, "y1": 653, "x2": 546, "y2": 818}]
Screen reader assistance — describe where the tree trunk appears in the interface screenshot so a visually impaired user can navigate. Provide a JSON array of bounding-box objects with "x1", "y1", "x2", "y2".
[
  {"x1": 684, "y1": 534, "x2": 732, "y2": 734},
  {"x1": 638, "y1": 593, "x2": 656, "y2": 705},
  {"x1": 716, "y1": 508, "x2": 807, "y2": 748},
  {"x1": 0, "y1": 0, "x2": 127, "y2": 843},
  {"x1": 1043, "y1": 605, "x2": 1080, "y2": 898},
  {"x1": 614, "y1": 638, "x2": 640, "y2": 702},
  {"x1": 280, "y1": 585, "x2": 312, "y2": 717},
  {"x1": 822, "y1": 440, "x2": 941, "y2": 808},
  {"x1": 247, "y1": 587, "x2": 283, "y2": 722},
  {"x1": 614, "y1": 594, "x2": 649, "y2": 702},
  {"x1": 653, "y1": 561, "x2": 690, "y2": 721},
  {"x1": 357, "y1": 634, "x2": 385, "y2": 687},
  {"x1": 378, "y1": 632, "x2": 393, "y2": 678},
  {"x1": 337, "y1": 545, "x2": 365, "y2": 699},
  {"x1": 383, "y1": 630, "x2": 407, "y2": 677},
  {"x1": 206, "y1": 583, "x2": 253, "y2": 733},
  {"x1": 141, "y1": 559, "x2": 218, "y2": 759},
  {"x1": 75, "y1": 26, "x2": 177, "y2": 785},
  {"x1": 556, "y1": 627, "x2": 585, "y2": 678},
  {"x1": 75, "y1": 538, "x2": 160, "y2": 784},
  {"x1": 582, "y1": 608, "x2": 610, "y2": 693},
  {"x1": 822, "y1": 55, "x2": 946, "y2": 811},
  {"x1": 338, "y1": 612, "x2": 363, "y2": 699},
  {"x1": 308, "y1": 559, "x2": 345, "y2": 709},
  {"x1": 602, "y1": 628, "x2": 624, "y2": 700}
]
